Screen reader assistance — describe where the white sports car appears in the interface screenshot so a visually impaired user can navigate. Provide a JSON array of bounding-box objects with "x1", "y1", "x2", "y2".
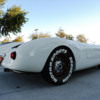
[{"x1": 0, "y1": 38, "x2": 100, "y2": 85}]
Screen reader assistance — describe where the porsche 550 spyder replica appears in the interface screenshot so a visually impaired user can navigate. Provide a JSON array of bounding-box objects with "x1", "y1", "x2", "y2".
[{"x1": 0, "y1": 38, "x2": 100, "y2": 85}]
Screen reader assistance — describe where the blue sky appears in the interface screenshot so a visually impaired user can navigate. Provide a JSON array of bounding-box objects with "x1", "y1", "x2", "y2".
[{"x1": 3, "y1": 0, "x2": 100, "y2": 43}]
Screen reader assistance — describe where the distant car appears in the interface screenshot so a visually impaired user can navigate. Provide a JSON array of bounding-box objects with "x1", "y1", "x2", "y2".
[{"x1": 0, "y1": 38, "x2": 100, "y2": 85}]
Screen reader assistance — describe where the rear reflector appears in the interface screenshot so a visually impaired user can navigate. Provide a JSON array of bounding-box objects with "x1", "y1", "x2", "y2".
[{"x1": 11, "y1": 52, "x2": 16, "y2": 60}]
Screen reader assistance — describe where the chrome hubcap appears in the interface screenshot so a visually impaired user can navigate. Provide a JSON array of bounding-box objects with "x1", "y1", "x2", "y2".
[{"x1": 54, "y1": 60, "x2": 64, "y2": 74}]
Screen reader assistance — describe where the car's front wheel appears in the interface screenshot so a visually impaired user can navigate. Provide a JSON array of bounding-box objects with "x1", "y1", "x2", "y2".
[{"x1": 42, "y1": 47, "x2": 74, "y2": 85}]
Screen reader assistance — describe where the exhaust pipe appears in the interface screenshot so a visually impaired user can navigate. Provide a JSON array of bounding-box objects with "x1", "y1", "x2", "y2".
[{"x1": 4, "y1": 68, "x2": 12, "y2": 72}]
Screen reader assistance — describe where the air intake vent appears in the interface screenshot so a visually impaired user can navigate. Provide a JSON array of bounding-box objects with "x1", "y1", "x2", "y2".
[{"x1": 12, "y1": 44, "x2": 21, "y2": 49}]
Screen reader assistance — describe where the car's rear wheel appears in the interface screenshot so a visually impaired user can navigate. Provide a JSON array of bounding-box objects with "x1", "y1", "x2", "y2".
[{"x1": 42, "y1": 47, "x2": 74, "y2": 85}]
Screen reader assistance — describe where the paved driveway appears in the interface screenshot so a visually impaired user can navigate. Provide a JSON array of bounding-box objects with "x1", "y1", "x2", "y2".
[{"x1": 0, "y1": 66, "x2": 100, "y2": 100}]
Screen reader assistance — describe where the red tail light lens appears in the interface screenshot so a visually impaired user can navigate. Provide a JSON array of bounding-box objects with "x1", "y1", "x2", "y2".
[
  {"x1": 0, "y1": 57, "x2": 3, "y2": 64},
  {"x1": 11, "y1": 52, "x2": 16, "y2": 60}
]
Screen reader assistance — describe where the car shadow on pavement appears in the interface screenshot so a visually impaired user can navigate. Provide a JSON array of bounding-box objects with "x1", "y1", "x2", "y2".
[
  {"x1": 70, "y1": 66, "x2": 100, "y2": 82},
  {"x1": 72, "y1": 66, "x2": 99, "y2": 77}
]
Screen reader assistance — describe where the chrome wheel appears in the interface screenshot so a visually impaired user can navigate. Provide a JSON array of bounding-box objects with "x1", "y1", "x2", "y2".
[{"x1": 54, "y1": 60, "x2": 64, "y2": 75}]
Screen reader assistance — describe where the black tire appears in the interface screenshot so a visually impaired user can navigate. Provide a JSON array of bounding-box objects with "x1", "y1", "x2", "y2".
[{"x1": 42, "y1": 47, "x2": 74, "y2": 85}]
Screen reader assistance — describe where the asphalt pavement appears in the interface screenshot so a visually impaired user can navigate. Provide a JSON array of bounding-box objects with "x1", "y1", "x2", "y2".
[{"x1": 0, "y1": 66, "x2": 100, "y2": 100}]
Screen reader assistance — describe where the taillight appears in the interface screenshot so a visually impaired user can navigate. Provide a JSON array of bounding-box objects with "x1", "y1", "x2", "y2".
[
  {"x1": 0, "y1": 57, "x2": 3, "y2": 64},
  {"x1": 10, "y1": 52, "x2": 16, "y2": 60}
]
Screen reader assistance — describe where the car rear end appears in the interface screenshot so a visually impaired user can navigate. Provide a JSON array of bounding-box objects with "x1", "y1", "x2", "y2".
[{"x1": 0, "y1": 42, "x2": 23, "y2": 71}]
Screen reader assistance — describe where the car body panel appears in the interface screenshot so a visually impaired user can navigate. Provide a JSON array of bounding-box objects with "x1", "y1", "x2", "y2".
[
  {"x1": 0, "y1": 42, "x2": 23, "y2": 55},
  {"x1": 75, "y1": 43, "x2": 100, "y2": 70},
  {"x1": 1, "y1": 38, "x2": 100, "y2": 72}
]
